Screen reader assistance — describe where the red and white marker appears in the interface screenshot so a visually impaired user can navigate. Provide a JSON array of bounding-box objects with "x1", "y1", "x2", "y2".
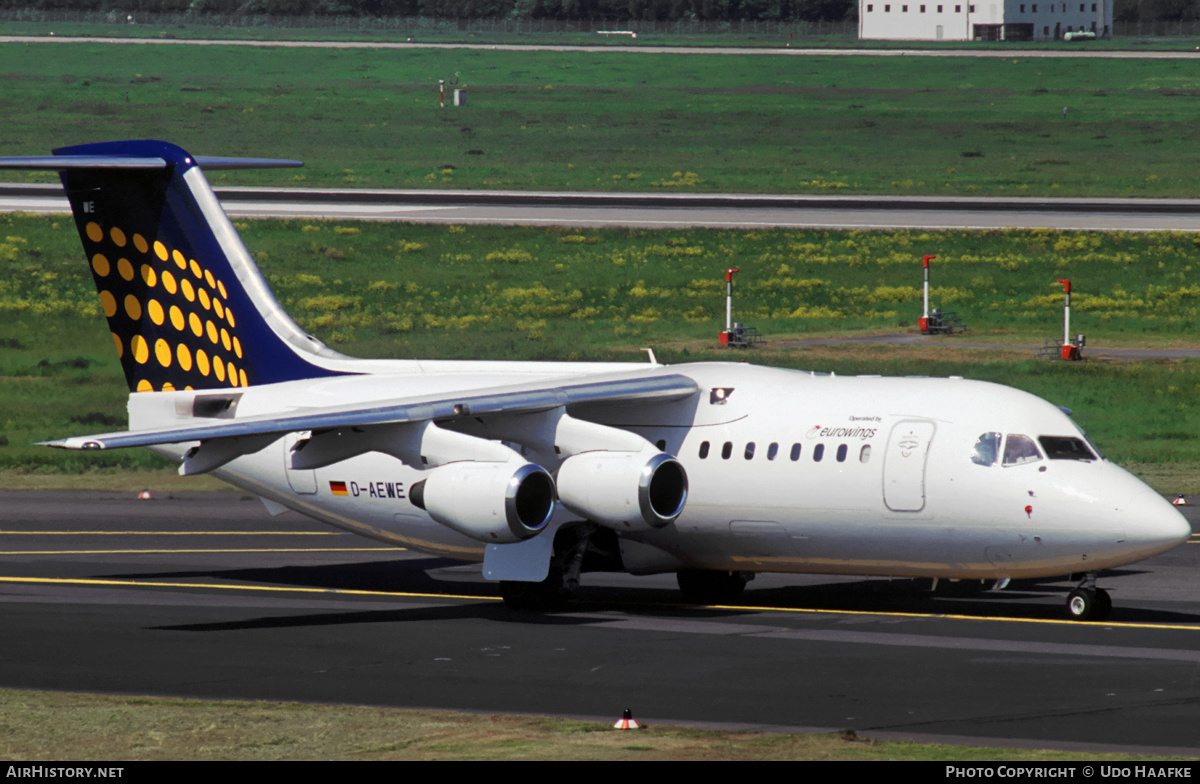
[
  {"x1": 1057, "y1": 279, "x2": 1079, "y2": 360},
  {"x1": 1174, "y1": 495, "x2": 1187, "y2": 506},
  {"x1": 613, "y1": 709, "x2": 642, "y2": 729},
  {"x1": 138, "y1": 489, "x2": 152, "y2": 500},
  {"x1": 919, "y1": 254, "x2": 936, "y2": 333}
]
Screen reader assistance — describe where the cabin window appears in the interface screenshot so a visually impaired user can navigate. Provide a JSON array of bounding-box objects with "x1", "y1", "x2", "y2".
[
  {"x1": 972, "y1": 432, "x2": 1001, "y2": 466},
  {"x1": 656, "y1": 439, "x2": 666, "y2": 451},
  {"x1": 699, "y1": 441, "x2": 710, "y2": 459},
  {"x1": 721, "y1": 441, "x2": 733, "y2": 460},
  {"x1": 1038, "y1": 436, "x2": 1097, "y2": 461},
  {"x1": 859, "y1": 445, "x2": 872, "y2": 463},
  {"x1": 1003, "y1": 434, "x2": 1043, "y2": 466},
  {"x1": 836, "y1": 444, "x2": 848, "y2": 462},
  {"x1": 790, "y1": 443, "x2": 802, "y2": 461},
  {"x1": 744, "y1": 442, "x2": 756, "y2": 460},
  {"x1": 767, "y1": 442, "x2": 779, "y2": 461},
  {"x1": 813, "y1": 444, "x2": 825, "y2": 462}
]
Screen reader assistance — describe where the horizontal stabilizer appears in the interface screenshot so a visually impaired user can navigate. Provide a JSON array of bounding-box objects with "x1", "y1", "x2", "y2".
[{"x1": 0, "y1": 154, "x2": 302, "y2": 171}]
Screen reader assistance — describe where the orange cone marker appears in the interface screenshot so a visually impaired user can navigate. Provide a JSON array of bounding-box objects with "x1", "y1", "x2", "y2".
[{"x1": 613, "y1": 709, "x2": 642, "y2": 730}]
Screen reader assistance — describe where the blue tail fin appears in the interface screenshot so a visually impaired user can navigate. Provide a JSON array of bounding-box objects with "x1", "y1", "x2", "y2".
[{"x1": 4, "y1": 139, "x2": 348, "y2": 392}]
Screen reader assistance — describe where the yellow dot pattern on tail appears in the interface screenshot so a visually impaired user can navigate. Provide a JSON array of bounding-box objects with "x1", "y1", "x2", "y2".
[{"x1": 84, "y1": 221, "x2": 247, "y2": 392}]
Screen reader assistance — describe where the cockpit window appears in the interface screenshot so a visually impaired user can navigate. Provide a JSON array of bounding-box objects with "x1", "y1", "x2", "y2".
[
  {"x1": 1003, "y1": 434, "x2": 1043, "y2": 466},
  {"x1": 1038, "y1": 436, "x2": 1097, "y2": 461},
  {"x1": 972, "y1": 432, "x2": 1001, "y2": 467}
]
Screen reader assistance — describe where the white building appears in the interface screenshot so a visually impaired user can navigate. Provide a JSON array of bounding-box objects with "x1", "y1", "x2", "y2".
[{"x1": 858, "y1": 0, "x2": 1112, "y2": 41}]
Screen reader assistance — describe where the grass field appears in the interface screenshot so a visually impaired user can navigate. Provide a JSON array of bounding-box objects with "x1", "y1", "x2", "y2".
[
  {"x1": 3, "y1": 214, "x2": 1200, "y2": 490},
  {"x1": 2, "y1": 40, "x2": 1200, "y2": 196},
  {"x1": 3, "y1": 688, "x2": 1171, "y2": 761}
]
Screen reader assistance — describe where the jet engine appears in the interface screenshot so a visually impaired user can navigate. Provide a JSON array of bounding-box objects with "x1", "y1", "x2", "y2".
[
  {"x1": 556, "y1": 449, "x2": 688, "y2": 531},
  {"x1": 409, "y1": 461, "x2": 555, "y2": 544}
]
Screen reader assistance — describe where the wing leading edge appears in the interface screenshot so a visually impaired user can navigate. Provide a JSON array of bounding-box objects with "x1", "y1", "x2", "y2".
[{"x1": 43, "y1": 370, "x2": 699, "y2": 452}]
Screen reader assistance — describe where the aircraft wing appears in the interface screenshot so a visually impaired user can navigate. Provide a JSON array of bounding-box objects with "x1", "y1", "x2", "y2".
[{"x1": 42, "y1": 369, "x2": 698, "y2": 452}]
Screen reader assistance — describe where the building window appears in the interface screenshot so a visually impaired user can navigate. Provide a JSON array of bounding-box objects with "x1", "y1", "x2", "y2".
[
  {"x1": 1032, "y1": 4, "x2": 1037, "y2": 10},
  {"x1": 867, "y1": 3, "x2": 873, "y2": 9},
  {"x1": 955, "y1": 4, "x2": 961, "y2": 11},
  {"x1": 902, "y1": 4, "x2": 907, "y2": 11},
  {"x1": 969, "y1": 4, "x2": 975, "y2": 10},
  {"x1": 937, "y1": 4, "x2": 943, "y2": 10},
  {"x1": 920, "y1": 4, "x2": 926, "y2": 10},
  {"x1": 1020, "y1": 3, "x2": 1025, "y2": 10},
  {"x1": 885, "y1": 3, "x2": 890, "y2": 9}
]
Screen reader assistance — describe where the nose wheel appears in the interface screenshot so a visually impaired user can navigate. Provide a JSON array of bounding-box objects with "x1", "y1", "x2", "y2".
[{"x1": 1066, "y1": 573, "x2": 1112, "y2": 621}]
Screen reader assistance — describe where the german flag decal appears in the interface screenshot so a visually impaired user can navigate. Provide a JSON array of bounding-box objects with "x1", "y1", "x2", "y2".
[{"x1": 330, "y1": 481, "x2": 349, "y2": 496}]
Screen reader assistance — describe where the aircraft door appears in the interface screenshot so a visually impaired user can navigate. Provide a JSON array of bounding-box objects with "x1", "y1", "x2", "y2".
[
  {"x1": 283, "y1": 432, "x2": 318, "y2": 494},
  {"x1": 883, "y1": 420, "x2": 936, "y2": 512}
]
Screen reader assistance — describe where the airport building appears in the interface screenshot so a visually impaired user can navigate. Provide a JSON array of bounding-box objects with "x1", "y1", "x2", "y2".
[{"x1": 858, "y1": 0, "x2": 1112, "y2": 41}]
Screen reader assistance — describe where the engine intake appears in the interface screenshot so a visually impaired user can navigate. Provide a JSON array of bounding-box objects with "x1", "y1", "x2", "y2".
[
  {"x1": 409, "y1": 461, "x2": 555, "y2": 544},
  {"x1": 556, "y1": 450, "x2": 688, "y2": 531}
]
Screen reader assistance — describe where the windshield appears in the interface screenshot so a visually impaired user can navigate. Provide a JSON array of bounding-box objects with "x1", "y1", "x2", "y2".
[
  {"x1": 1038, "y1": 436, "x2": 1098, "y2": 461},
  {"x1": 1003, "y1": 434, "x2": 1043, "y2": 466}
]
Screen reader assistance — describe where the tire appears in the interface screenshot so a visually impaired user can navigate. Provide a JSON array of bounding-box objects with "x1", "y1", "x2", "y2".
[
  {"x1": 676, "y1": 569, "x2": 749, "y2": 604},
  {"x1": 1066, "y1": 588, "x2": 1096, "y2": 620}
]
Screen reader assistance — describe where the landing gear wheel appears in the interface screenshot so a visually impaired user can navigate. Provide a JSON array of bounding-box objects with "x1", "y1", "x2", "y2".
[
  {"x1": 1066, "y1": 587, "x2": 1112, "y2": 621},
  {"x1": 1094, "y1": 587, "x2": 1112, "y2": 620},
  {"x1": 676, "y1": 570, "x2": 750, "y2": 604},
  {"x1": 500, "y1": 562, "x2": 567, "y2": 612}
]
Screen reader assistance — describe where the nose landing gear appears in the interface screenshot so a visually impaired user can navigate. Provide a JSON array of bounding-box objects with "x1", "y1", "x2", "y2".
[{"x1": 1066, "y1": 572, "x2": 1112, "y2": 621}]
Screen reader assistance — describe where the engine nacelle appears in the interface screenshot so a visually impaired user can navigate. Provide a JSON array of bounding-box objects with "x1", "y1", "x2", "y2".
[
  {"x1": 556, "y1": 450, "x2": 688, "y2": 531},
  {"x1": 409, "y1": 461, "x2": 555, "y2": 544}
]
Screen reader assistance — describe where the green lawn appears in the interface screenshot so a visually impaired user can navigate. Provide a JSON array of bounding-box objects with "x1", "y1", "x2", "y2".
[
  {"x1": 1, "y1": 41, "x2": 1200, "y2": 197},
  {"x1": 3, "y1": 215, "x2": 1200, "y2": 489}
]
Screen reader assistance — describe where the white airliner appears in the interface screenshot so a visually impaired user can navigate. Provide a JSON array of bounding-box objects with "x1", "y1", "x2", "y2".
[{"x1": 1, "y1": 140, "x2": 1189, "y2": 621}]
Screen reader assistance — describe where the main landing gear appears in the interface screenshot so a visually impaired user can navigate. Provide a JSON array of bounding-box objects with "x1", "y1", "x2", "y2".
[
  {"x1": 499, "y1": 523, "x2": 622, "y2": 611},
  {"x1": 1065, "y1": 572, "x2": 1112, "y2": 621}
]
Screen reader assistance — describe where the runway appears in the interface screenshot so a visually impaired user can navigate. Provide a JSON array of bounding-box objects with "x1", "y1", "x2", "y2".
[
  {"x1": 5, "y1": 183, "x2": 1200, "y2": 231},
  {"x1": 3, "y1": 490, "x2": 1200, "y2": 755}
]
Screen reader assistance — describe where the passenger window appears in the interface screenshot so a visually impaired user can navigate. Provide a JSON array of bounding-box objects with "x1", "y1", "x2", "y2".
[
  {"x1": 767, "y1": 442, "x2": 779, "y2": 461},
  {"x1": 744, "y1": 442, "x2": 756, "y2": 460},
  {"x1": 1038, "y1": 436, "x2": 1097, "y2": 461},
  {"x1": 972, "y1": 432, "x2": 1001, "y2": 466},
  {"x1": 859, "y1": 445, "x2": 872, "y2": 463},
  {"x1": 813, "y1": 444, "x2": 825, "y2": 462},
  {"x1": 1003, "y1": 434, "x2": 1042, "y2": 466},
  {"x1": 699, "y1": 441, "x2": 710, "y2": 459},
  {"x1": 656, "y1": 439, "x2": 666, "y2": 451},
  {"x1": 721, "y1": 441, "x2": 732, "y2": 460},
  {"x1": 790, "y1": 443, "x2": 801, "y2": 461},
  {"x1": 836, "y1": 444, "x2": 848, "y2": 463}
]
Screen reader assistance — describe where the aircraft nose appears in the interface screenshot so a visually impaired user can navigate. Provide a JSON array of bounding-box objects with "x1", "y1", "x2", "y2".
[{"x1": 1129, "y1": 491, "x2": 1192, "y2": 557}]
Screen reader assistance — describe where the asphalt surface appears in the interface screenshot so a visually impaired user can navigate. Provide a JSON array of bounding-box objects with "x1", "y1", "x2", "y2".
[
  {"x1": 3, "y1": 490, "x2": 1200, "y2": 755},
  {"x1": 5, "y1": 183, "x2": 1200, "y2": 232},
  {"x1": 6, "y1": 35, "x2": 1200, "y2": 60}
]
